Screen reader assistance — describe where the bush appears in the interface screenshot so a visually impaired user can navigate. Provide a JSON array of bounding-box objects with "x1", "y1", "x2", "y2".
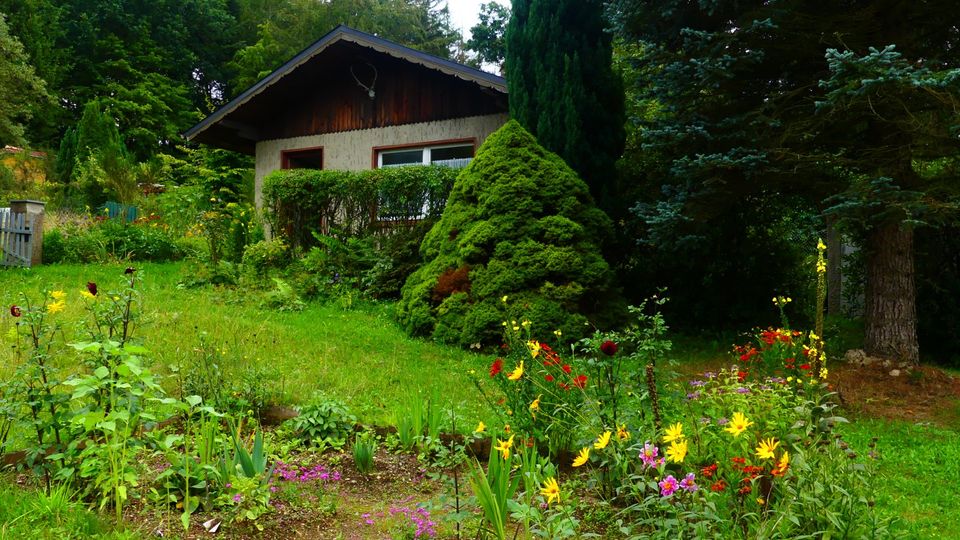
[
  {"x1": 284, "y1": 396, "x2": 356, "y2": 447},
  {"x1": 397, "y1": 120, "x2": 621, "y2": 347},
  {"x1": 242, "y1": 238, "x2": 290, "y2": 276}
]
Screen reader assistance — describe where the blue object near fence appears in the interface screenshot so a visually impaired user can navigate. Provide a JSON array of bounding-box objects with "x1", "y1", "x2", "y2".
[{"x1": 100, "y1": 201, "x2": 138, "y2": 222}]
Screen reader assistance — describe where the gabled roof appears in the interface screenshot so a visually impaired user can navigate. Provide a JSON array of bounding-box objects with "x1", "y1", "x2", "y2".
[{"x1": 185, "y1": 25, "x2": 507, "y2": 148}]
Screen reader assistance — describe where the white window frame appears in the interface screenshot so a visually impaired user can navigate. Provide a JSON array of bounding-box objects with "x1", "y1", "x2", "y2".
[{"x1": 377, "y1": 142, "x2": 474, "y2": 168}]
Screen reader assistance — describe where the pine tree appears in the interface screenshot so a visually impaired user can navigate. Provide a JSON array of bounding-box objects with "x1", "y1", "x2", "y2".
[{"x1": 505, "y1": 0, "x2": 625, "y2": 211}]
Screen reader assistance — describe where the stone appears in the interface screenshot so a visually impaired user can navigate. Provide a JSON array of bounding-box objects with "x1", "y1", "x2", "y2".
[{"x1": 889, "y1": 369, "x2": 901, "y2": 377}]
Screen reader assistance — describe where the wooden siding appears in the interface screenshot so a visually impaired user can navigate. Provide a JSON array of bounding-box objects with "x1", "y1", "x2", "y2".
[{"x1": 236, "y1": 42, "x2": 506, "y2": 141}]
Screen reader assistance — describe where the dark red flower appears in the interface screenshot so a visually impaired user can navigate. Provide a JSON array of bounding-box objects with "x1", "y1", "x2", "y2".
[
  {"x1": 86, "y1": 282, "x2": 98, "y2": 296},
  {"x1": 600, "y1": 340, "x2": 618, "y2": 356},
  {"x1": 573, "y1": 374, "x2": 588, "y2": 389},
  {"x1": 10, "y1": 305, "x2": 21, "y2": 317},
  {"x1": 558, "y1": 382, "x2": 571, "y2": 390},
  {"x1": 738, "y1": 485, "x2": 753, "y2": 495},
  {"x1": 800, "y1": 363, "x2": 811, "y2": 370},
  {"x1": 489, "y1": 358, "x2": 504, "y2": 377},
  {"x1": 710, "y1": 480, "x2": 727, "y2": 492},
  {"x1": 545, "y1": 374, "x2": 555, "y2": 382},
  {"x1": 561, "y1": 364, "x2": 572, "y2": 374},
  {"x1": 124, "y1": 267, "x2": 136, "y2": 275}
]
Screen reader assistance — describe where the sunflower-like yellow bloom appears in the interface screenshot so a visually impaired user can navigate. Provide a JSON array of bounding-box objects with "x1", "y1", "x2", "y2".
[
  {"x1": 529, "y1": 395, "x2": 541, "y2": 417},
  {"x1": 526, "y1": 340, "x2": 541, "y2": 358},
  {"x1": 475, "y1": 421, "x2": 486, "y2": 433},
  {"x1": 662, "y1": 422, "x2": 684, "y2": 443},
  {"x1": 572, "y1": 447, "x2": 590, "y2": 467},
  {"x1": 773, "y1": 450, "x2": 790, "y2": 476},
  {"x1": 540, "y1": 477, "x2": 560, "y2": 506},
  {"x1": 755, "y1": 437, "x2": 780, "y2": 460},
  {"x1": 594, "y1": 431, "x2": 611, "y2": 450},
  {"x1": 494, "y1": 435, "x2": 514, "y2": 460},
  {"x1": 724, "y1": 412, "x2": 754, "y2": 438},
  {"x1": 666, "y1": 439, "x2": 688, "y2": 463},
  {"x1": 50, "y1": 290, "x2": 66, "y2": 301},
  {"x1": 507, "y1": 361, "x2": 524, "y2": 381},
  {"x1": 47, "y1": 301, "x2": 65, "y2": 314}
]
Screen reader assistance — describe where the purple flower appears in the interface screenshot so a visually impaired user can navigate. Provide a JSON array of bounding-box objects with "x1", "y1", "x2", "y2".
[
  {"x1": 689, "y1": 380, "x2": 706, "y2": 387},
  {"x1": 736, "y1": 387, "x2": 751, "y2": 394},
  {"x1": 225, "y1": 483, "x2": 232, "y2": 489},
  {"x1": 680, "y1": 473, "x2": 698, "y2": 492},
  {"x1": 716, "y1": 417, "x2": 729, "y2": 426},
  {"x1": 767, "y1": 376, "x2": 786, "y2": 384},
  {"x1": 659, "y1": 475, "x2": 679, "y2": 497},
  {"x1": 232, "y1": 493, "x2": 242, "y2": 503},
  {"x1": 699, "y1": 416, "x2": 711, "y2": 425},
  {"x1": 686, "y1": 391, "x2": 701, "y2": 400},
  {"x1": 703, "y1": 371, "x2": 717, "y2": 379}
]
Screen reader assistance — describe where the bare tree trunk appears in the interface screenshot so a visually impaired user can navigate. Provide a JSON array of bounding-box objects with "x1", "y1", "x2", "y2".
[
  {"x1": 863, "y1": 221, "x2": 919, "y2": 364},
  {"x1": 826, "y1": 214, "x2": 843, "y2": 316}
]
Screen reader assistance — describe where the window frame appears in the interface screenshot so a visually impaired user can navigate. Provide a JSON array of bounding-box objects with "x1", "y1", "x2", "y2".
[
  {"x1": 371, "y1": 138, "x2": 476, "y2": 169},
  {"x1": 280, "y1": 146, "x2": 324, "y2": 170}
]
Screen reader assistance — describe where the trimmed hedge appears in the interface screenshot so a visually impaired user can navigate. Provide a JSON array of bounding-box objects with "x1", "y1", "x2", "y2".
[
  {"x1": 397, "y1": 120, "x2": 620, "y2": 347},
  {"x1": 262, "y1": 166, "x2": 459, "y2": 250}
]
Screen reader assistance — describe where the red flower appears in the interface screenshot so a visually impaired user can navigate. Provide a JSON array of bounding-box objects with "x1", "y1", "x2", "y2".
[
  {"x1": 737, "y1": 370, "x2": 748, "y2": 382},
  {"x1": 731, "y1": 457, "x2": 746, "y2": 467},
  {"x1": 561, "y1": 364, "x2": 572, "y2": 374},
  {"x1": 573, "y1": 374, "x2": 588, "y2": 389},
  {"x1": 558, "y1": 382, "x2": 570, "y2": 390},
  {"x1": 545, "y1": 374, "x2": 555, "y2": 382},
  {"x1": 86, "y1": 282, "x2": 98, "y2": 296},
  {"x1": 710, "y1": 480, "x2": 727, "y2": 492},
  {"x1": 489, "y1": 358, "x2": 503, "y2": 377},
  {"x1": 10, "y1": 305, "x2": 21, "y2": 317},
  {"x1": 738, "y1": 485, "x2": 753, "y2": 495},
  {"x1": 800, "y1": 363, "x2": 811, "y2": 370},
  {"x1": 124, "y1": 267, "x2": 136, "y2": 275},
  {"x1": 701, "y1": 464, "x2": 718, "y2": 478},
  {"x1": 600, "y1": 340, "x2": 618, "y2": 356}
]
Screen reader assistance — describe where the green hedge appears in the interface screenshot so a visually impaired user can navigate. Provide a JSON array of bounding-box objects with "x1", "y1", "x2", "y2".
[{"x1": 262, "y1": 166, "x2": 459, "y2": 250}]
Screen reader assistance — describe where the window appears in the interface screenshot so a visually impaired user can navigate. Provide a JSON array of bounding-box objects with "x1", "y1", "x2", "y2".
[
  {"x1": 376, "y1": 141, "x2": 474, "y2": 169},
  {"x1": 281, "y1": 147, "x2": 323, "y2": 169}
]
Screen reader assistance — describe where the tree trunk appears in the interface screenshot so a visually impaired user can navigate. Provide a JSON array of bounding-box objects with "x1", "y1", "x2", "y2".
[
  {"x1": 863, "y1": 221, "x2": 919, "y2": 364},
  {"x1": 826, "y1": 213, "x2": 843, "y2": 316}
]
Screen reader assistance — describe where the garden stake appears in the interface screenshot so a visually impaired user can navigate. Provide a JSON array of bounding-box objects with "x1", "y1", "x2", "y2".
[{"x1": 646, "y1": 363, "x2": 662, "y2": 431}]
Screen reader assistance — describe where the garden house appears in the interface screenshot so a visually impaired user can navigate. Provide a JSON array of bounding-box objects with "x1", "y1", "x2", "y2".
[{"x1": 184, "y1": 25, "x2": 509, "y2": 210}]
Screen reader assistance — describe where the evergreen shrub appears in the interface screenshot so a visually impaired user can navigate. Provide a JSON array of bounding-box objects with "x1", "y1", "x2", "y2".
[{"x1": 397, "y1": 120, "x2": 620, "y2": 347}]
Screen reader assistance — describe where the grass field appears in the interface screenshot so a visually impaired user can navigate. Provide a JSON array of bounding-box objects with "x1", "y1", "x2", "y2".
[{"x1": 2, "y1": 261, "x2": 959, "y2": 538}]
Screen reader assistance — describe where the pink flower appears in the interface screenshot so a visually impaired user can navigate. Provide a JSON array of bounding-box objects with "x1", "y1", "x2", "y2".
[
  {"x1": 679, "y1": 473, "x2": 698, "y2": 492},
  {"x1": 640, "y1": 442, "x2": 663, "y2": 469},
  {"x1": 659, "y1": 475, "x2": 679, "y2": 497}
]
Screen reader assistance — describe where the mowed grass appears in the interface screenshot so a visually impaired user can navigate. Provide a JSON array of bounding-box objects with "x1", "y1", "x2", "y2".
[{"x1": 0, "y1": 262, "x2": 487, "y2": 430}]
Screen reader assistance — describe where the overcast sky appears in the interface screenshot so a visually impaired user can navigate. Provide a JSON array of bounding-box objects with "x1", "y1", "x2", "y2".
[{"x1": 445, "y1": 0, "x2": 508, "y2": 41}]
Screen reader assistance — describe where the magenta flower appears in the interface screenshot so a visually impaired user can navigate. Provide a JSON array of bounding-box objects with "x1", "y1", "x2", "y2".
[
  {"x1": 640, "y1": 442, "x2": 663, "y2": 469},
  {"x1": 232, "y1": 493, "x2": 242, "y2": 503},
  {"x1": 659, "y1": 475, "x2": 679, "y2": 497},
  {"x1": 680, "y1": 473, "x2": 698, "y2": 492}
]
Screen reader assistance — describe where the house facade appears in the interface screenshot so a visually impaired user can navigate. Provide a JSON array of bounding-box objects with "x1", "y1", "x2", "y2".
[{"x1": 185, "y1": 25, "x2": 509, "y2": 210}]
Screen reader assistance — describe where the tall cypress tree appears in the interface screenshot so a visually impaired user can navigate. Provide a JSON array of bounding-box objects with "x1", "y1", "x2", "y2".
[{"x1": 506, "y1": 0, "x2": 625, "y2": 211}]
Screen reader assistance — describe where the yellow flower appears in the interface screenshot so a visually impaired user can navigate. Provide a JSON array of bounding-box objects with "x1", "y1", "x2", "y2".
[
  {"x1": 46, "y1": 301, "x2": 65, "y2": 315},
  {"x1": 521, "y1": 320, "x2": 531, "y2": 329},
  {"x1": 757, "y1": 497, "x2": 765, "y2": 506},
  {"x1": 540, "y1": 477, "x2": 560, "y2": 506},
  {"x1": 773, "y1": 450, "x2": 790, "y2": 476},
  {"x1": 594, "y1": 431, "x2": 611, "y2": 450},
  {"x1": 616, "y1": 424, "x2": 630, "y2": 441},
  {"x1": 787, "y1": 376, "x2": 794, "y2": 382},
  {"x1": 662, "y1": 422, "x2": 684, "y2": 443},
  {"x1": 494, "y1": 435, "x2": 514, "y2": 460},
  {"x1": 475, "y1": 421, "x2": 486, "y2": 433},
  {"x1": 572, "y1": 447, "x2": 590, "y2": 467},
  {"x1": 50, "y1": 290, "x2": 66, "y2": 301},
  {"x1": 820, "y1": 368, "x2": 829, "y2": 379},
  {"x1": 507, "y1": 361, "x2": 524, "y2": 381},
  {"x1": 81, "y1": 290, "x2": 96, "y2": 300},
  {"x1": 666, "y1": 439, "x2": 688, "y2": 463},
  {"x1": 501, "y1": 295, "x2": 508, "y2": 303},
  {"x1": 529, "y1": 395, "x2": 541, "y2": 417},
  {"x1": 553, "y1": 329, "x2": 562, "y2": 338},
  {"x1": 755, "y1": 438, "x2": 780, "y2": 460},
  {"x1": 817, "y1": 238, "x2": 827, "y2": 251},
  {"x1": 526, "y1": 340, "x2": 541, "y2": 358},
  {"x1": 724, "y1": 412, "x2": 754, "y2": 438}
]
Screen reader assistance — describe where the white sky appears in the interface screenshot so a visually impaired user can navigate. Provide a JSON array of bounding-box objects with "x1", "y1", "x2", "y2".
[{"x1": 444, "y1": 0, "x2": 509, "y2": 41}]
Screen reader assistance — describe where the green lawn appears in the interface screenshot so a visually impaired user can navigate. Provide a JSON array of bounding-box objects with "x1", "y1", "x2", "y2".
[
  {"x1": 0, "y1": 262, "x2": 486, "y2": 430},
  {"x1": 2, "y1": 261, "x2": 959, "y2": 538}
]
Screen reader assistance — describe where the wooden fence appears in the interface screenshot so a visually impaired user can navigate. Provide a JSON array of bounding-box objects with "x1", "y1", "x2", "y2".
[{"x1": 0, "y1": 209, "x2": 36, "y2": 267}]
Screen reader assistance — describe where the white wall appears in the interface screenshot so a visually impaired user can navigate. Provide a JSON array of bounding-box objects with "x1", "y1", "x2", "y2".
[{"x1": 254, "y1": 113, "x2": 508, "y2": 210}]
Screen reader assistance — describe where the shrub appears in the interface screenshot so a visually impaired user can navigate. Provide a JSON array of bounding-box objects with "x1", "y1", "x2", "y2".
[
  {"x1": 284, "y1": 396, "x2": 356, "y2": 447},
  {"x1": 397, "y1": 120, "x2": 621, "y2": 347},
  {"x1": 242, "y1": 238, "x2": 290, "y2": 276}
]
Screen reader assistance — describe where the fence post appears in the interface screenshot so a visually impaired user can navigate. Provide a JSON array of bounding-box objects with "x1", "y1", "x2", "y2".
[{"x1": 9, "y1": 199, "x2": 45, "y2": 266}]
